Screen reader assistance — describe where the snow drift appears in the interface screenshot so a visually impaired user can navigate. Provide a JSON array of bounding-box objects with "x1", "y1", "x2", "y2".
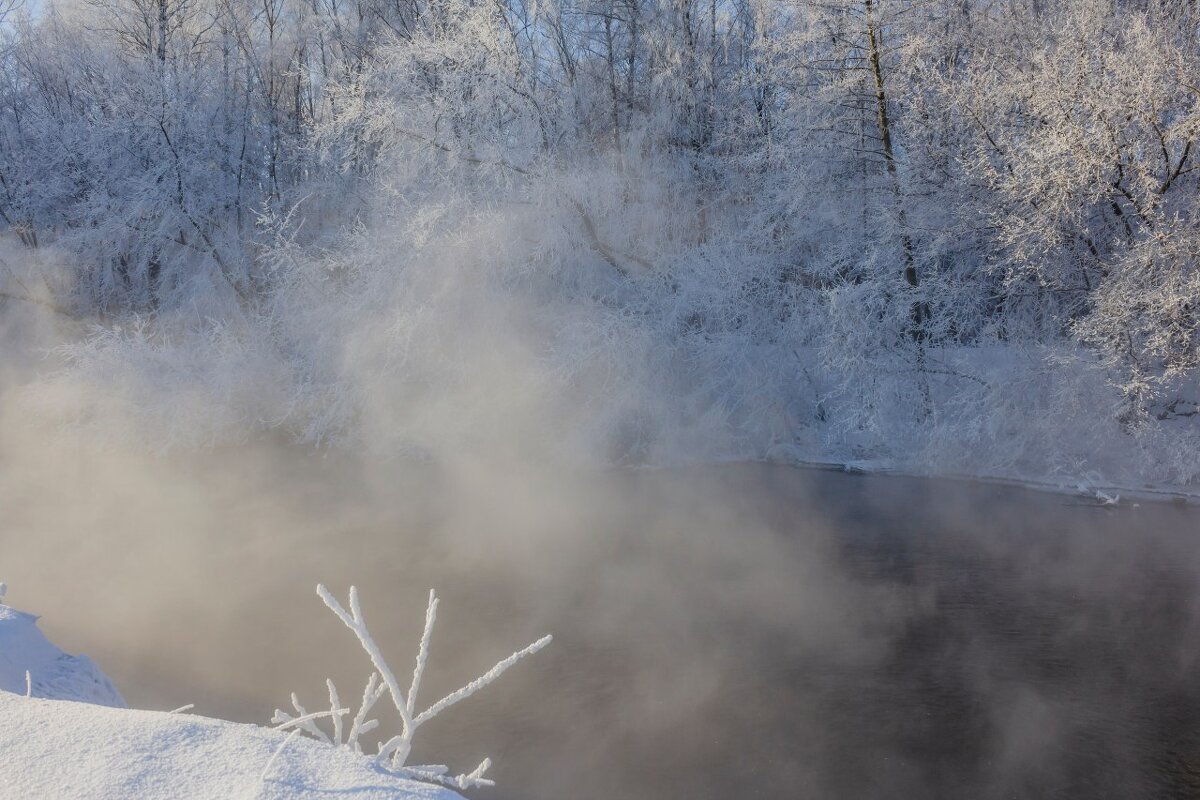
[
  {"x1": 0, "y1": 692, "x2": 464, "y2": 800},
  {"x1": 0, "y1": 603, "x2": 125, "y2": 707}
]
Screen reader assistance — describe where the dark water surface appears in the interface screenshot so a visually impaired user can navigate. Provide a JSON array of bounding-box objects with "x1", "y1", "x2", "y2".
[{"x1": 11, "y1": 458, "x2": 1200, "y2": 799}]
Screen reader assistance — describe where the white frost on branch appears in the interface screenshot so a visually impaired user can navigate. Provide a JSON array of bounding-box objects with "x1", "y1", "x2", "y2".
[{"x1": 275, "y1": 585, "x2": 551, "y2": 791}]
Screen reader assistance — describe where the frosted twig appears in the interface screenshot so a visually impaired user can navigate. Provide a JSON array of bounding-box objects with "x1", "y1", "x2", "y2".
[
  {"x1": 346, "y1": 673, "x2": 386, "y2": 754},
  {"x1": 406, "y1": 589, "x2": 438, "y2": 719},
  {"x1": 168, "y1": 704, "x2": 195, "y2": 714},
  {"x1": 24, "y1": 671, "x2": 31, "y2": 698},
  {"x1": 454, "y1": 758, "x2": 495, "y2": 790},
  {"x1": 317, "y1": 585, "x2": 416, "y2": 748},
  {"x1": 385, "y1": 758, "x2": 495, "y2": 790},
  {"x1": 260, "y1": 728, "x2": 302, "y2": 784},
  {"x1": 292, "y1": 583, "x2": 551, "y2": 788},
  {"x1": 270, "y1": 694, "x2": 329, "y2": 742},
  {"x1": 271, "y1": 707, "x2": 349, "y2": 733},
  {"x1": 413, "y1": 635, "x2": 553, "y2": 727},
  {"x1": 377, "y1": 626, "x2": 551, "y2": 767},
  {"x1": 327, "y1": 679, "x2": 344, "y2": 745}
]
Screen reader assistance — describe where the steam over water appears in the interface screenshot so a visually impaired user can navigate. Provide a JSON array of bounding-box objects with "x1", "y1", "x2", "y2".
[
  {"x1": 9, "y1": 448, "x2": 1200, "y2": 796},
  {"x1": 6, "y1": 451, "x2": 1200, "y2": 799}
]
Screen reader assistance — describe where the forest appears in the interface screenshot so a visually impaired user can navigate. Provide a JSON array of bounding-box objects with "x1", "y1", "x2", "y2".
[{"x1": 2, "y1": 0, "x2": 1199, "y2": 487}]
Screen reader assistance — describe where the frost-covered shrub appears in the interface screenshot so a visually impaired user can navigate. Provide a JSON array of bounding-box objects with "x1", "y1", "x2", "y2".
[{"x1": 273, "y1": 586, "x2": 551, "y2": 791}]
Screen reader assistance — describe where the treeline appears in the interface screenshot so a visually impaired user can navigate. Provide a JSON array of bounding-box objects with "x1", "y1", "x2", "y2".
[{"x1": 2, "y1": 0, "x2": 1199, "y2": 473}]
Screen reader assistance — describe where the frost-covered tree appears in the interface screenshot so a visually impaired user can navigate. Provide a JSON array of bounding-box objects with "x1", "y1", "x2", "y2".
[
  {"x1": 943, "y1": 0, "x2": 1200, "y2": 417},
  {"x1": 6, "y1": 0, "x2": 1200, "y2": 482}
]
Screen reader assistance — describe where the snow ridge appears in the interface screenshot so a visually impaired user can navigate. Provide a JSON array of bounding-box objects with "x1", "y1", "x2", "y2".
[{"x1": 0, "y1": 604, "x2": 126, "y2": 708}]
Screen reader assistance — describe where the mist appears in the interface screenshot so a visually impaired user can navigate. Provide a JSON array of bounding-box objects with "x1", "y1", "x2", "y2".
[
  {"x1": 5, "y1": 0, "x2": 1200, "y2": 796},
  {"x1": 5, "y1": 379, "x2": 1200, "y2": 797},
  {"x1": 4, "y1": 147, "x2": 1200, "y2": 796},
  {"x1": 3, "y1": 137, "x2": 1200, "y2": 798}
]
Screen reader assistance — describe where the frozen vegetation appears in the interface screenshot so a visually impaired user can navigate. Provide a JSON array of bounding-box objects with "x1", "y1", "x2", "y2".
[
  {"x1": 1, "y1": 6, "x2": 1198, "y2": 797},
  {"x1": 2, "y1": 0, "x2": 1200, "y2": 787},
  {"x1": 0, "y1": 0, "x2": 1200, "y2": 786},
  {"x1": 0, "y1": 1, "x2": 1198, "y2": 491},
  {"x1": 0, "y1": 586, "x2": 551, "y2": 799},
  {"x1": 276, "y1": 585, "x2": 551, "y2": 791}
]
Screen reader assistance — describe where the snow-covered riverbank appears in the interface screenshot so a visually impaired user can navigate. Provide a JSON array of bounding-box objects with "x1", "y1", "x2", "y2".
[
  {"x1": 763, "y1": 449, "x2": 1200, "y2": 507},
  {"x1": 0, "y1": 691, "x2": 462, "y2": 800},
  {"x1": 0, "y1": 602, "x2": 464, "y2": 800}
]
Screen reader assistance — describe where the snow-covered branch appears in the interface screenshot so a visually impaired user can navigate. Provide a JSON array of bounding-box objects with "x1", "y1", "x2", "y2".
[{"x1": 279, "y1": 585, "x2": 551, "y2": 790}]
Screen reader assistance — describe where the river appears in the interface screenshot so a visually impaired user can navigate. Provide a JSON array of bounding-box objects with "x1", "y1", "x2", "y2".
[{"x1": 8, "y1": 456, "x2": 1200, "y2": 799}]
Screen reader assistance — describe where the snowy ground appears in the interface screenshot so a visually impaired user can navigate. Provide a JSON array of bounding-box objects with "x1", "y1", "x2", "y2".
[
  {"x1": 0, "y1": 604, "x2": 125, "y2": 706},
  {"x1": 0, "y1": 604, "x2": 464, "y2": 800},
  {"x1": 0, "y1": 693, "x2": 464, "y2": 800}
]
